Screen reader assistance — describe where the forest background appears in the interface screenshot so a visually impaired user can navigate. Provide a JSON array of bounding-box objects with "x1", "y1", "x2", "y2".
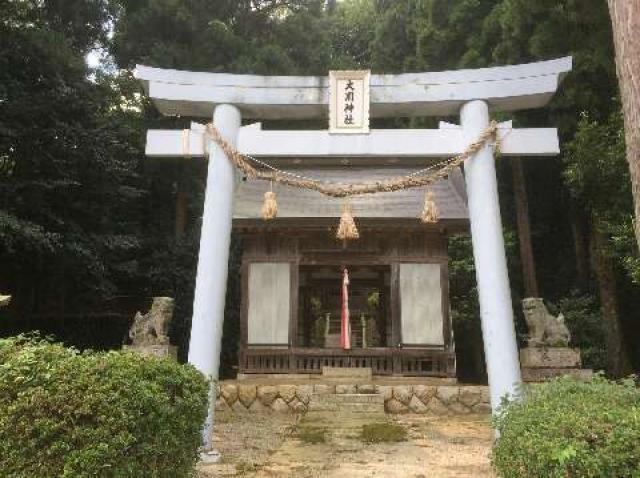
[{"x1": 1, "y1": 0, "x2": 638, "y2": 381}]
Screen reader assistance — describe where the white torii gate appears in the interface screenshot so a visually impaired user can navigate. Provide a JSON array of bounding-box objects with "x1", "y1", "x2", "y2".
[{"x1": 136, "y1": 56, "x2": 572, "y2": 449}]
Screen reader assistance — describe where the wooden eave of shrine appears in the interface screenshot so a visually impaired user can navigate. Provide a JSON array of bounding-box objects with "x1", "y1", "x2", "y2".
[
  {"x1": 232, "y1": 217, "x2": 470, "y2": 235},
  {"x1": 232, "y1": 169, "x2": 470, "y2": 221}
]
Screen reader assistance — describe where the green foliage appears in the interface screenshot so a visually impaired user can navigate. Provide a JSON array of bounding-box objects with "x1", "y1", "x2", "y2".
[
  {"x1": 449, "y1": 234, "x2": 479, "y2": 327},
  {"x1": 449, "y1": 230, "x2": 522, "y2": 381},
  {"x1": 1, "y1": 0, "x2": 115, "y2": 55},
  {"x1": 492, "y1": 376, "x2": 640, "y2": 478},
  {"x1": 370, "y1": 0, "x2": 496, "y2": 73},
  {"x1": 552, "y1": 292, "x2": 606, "y2": 371},
  {"x1": 361, "y1": 422, "x2": 407, "y2": 443},
  {"x1": 0, "y1": 336, "x2": 209, "y2": 478},
  {"x1": 476, "y1": 0, "x2": 618, "y2": 133},
  {"x1": 328, "y1": 0, "x2": 378, "y2": 69},
  {"x1": 565, "y1": 113, "x2": 640, "y2": 283},
  {"x1": 0, "y1": 0, "x2": 148, "y2": 341},
  {"x1": 565, "y1": 113, "x2": 630, "y2": 214},
  {"x1": 112, "y1": 0, "x2": 331, "y2": 75},
  {"x1": 449, "y1": 233, "x2": 484, "y2": 381},
  {"x1": 449, "y1": 231, "x2": 519, "y2": 326}
]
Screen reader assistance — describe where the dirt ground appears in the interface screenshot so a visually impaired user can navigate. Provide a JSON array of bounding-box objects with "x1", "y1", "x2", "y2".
[{"x1": 198, "y1": 412, "x2": 495, "y2": 477}]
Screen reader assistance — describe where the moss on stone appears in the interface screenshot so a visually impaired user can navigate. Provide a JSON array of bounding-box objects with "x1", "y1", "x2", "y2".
[
  {"x1": 361, "y1": 423, "x2": 407, "y2": 443},
  {"x1": 297, "y1": 426, "x2": 327, "y2": 444}
]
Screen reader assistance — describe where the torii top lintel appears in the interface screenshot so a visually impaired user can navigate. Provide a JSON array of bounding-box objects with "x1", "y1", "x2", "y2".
[{"x1": 135, "y1": 57, "x2": 571, "y2": 120}]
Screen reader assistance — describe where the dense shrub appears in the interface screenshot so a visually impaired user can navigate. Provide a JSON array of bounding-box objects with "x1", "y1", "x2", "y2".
[
  {"x1": 492, "y1": 376, "x2": 640, "y2": 478},
  {"x1": 0, "y1": 336, "x2": 209, "y2": 478}
]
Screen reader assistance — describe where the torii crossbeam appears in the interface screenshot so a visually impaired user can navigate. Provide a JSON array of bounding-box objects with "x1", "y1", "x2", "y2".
[
  {"x1": 136, "y1": 57, "x2": 572, "y2": 452},
  {"x1": 146, "y1": 120, "x2": 559, "y2": 158}
]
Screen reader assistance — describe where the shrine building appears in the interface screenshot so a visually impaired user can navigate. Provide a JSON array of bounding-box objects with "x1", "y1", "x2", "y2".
[{"x1": 233, "y1": 180, "x2": 465, "y2": 378}]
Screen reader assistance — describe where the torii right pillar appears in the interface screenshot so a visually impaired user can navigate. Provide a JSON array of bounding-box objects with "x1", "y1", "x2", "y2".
[{"x1": 461, "y1": 100, "x2": 522, "y2": 412}]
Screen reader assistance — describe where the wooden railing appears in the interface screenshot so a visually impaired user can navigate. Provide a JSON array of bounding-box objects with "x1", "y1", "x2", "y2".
[
  {"x1": 240, "y1": 347, "x2": 455, "y2": 377},
  {"x1": 292, "y1": 349, "x2": 394, "y2": 375}
]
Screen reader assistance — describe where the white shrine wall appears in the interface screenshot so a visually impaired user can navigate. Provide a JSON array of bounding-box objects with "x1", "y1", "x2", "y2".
[
  {"x1": 247, "y1": 263, "x2": 291, "y2": 345},
  {"x1": 399, "y1": 263, "x2": 445, "y2": 346}
]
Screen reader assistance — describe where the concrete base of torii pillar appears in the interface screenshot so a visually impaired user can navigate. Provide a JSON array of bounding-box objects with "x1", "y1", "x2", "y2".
[
  {"x1": 187, "y1": 104, "x2": 241, "y2": 454},
  {"x1": 461, "y1": 100, "x2": 522, "y2": 413}
]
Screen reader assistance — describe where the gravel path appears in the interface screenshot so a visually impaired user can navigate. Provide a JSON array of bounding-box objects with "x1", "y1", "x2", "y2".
[{"x1": 198, "y1": 412, "x2": 494, "y2": 477}]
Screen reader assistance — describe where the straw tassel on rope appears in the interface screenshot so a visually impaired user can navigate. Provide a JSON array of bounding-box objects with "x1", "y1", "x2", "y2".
[
  {"x1": 420, "y1": 189, "x2": 439, "y2": 224},
  {"x1": 336, "y1": 203, "x2": 359, "y2": 241},
  {"x1": 261, "y1": 182, "x2": 278, "y2": 220}
]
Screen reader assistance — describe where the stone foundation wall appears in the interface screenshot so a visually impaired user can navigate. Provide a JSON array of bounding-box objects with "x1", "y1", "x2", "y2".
[{"x1": 215, "y1": 382, "x2": 491, "y2": 415}]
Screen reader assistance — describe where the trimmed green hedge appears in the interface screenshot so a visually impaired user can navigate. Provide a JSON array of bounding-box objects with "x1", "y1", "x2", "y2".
[
  {"x1": 0, "y1": 336, "x2": 209, "y2": 478},
  {"x1": 492, "y1": 376, "x2": 640, "y2": 478}
]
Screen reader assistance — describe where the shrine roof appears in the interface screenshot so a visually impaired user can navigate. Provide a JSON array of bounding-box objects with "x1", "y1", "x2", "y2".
[
  {"x1": 135, "y1": 57, "x2": 571, "y2": 119},
  {"x1": 233, "y1": 168, "x2": 469, "y2": 221}
]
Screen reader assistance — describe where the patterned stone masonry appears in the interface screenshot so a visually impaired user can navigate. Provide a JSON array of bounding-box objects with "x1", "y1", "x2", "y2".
[{"x1": 215, "y1": 382, "x2": 491, "y2": 415}]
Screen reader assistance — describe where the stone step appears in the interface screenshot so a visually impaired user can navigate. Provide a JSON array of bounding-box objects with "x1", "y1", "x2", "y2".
[
  {"x1": 307, "y1": 392, "x2": 386, "y2": 417},
  {"x1": 303, "y1": 413, "x2": 387, "y2": 428},
  {"x1": 311, "y1": 393, "x2": 384, "y2": 404},
  {"x1": 305, "y1": 411, "x2": 386, "y2": 421},
  {"x1": 301, "y1": 390, "x2": 389, "y2": 440},
  {"x1": 321, "y1": 366, "x2": 372, "y2": 379},
  {"x1": 521, "y1": 367, "x2": 593, "y2": 382},
  {"x1": 308, "y1": 403, "x2": 385, "y2": 414}
]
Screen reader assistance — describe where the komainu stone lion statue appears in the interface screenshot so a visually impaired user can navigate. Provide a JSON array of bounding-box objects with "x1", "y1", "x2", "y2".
[
  {"x1": 522, "y1": 298, "x2": 570, "y2": 347},
  {"x1": 129, "y1": 297, "x2": 174, "y2": 346}
]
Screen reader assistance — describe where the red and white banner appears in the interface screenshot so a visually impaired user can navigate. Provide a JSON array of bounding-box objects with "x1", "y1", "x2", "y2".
[{"x1": 340, "y1": 267, "x2": 351, "y2": 350}]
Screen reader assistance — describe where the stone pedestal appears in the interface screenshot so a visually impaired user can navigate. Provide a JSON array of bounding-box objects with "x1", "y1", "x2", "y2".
[
  {"x1": 322, "y1": 367, "x2": 372, "y2": 380},
  {"x1": 124, "y1": 344, "x2": 178, "y2": 360},
  {"x1": 215, "y1": 380, "x2": 492, "y2": 415},
  {"x1": 520, "y1": 347, "x2": 592, "y2": 382}
]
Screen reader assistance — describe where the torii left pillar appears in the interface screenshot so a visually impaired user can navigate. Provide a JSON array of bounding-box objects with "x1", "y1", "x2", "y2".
[{"x1": 187, "y1": 104, "x2": 241, "y2": 455}]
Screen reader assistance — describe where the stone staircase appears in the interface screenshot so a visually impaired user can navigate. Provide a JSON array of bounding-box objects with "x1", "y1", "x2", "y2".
[
  {"x1": 302, "y1": 390, "x2": 387, "y2": 439},
  {"x1": 308, "y1": 392, "x2": 385, "y2": 415}
]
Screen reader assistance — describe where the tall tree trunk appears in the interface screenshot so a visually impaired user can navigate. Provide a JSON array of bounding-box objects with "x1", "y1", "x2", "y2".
[
  {"x1": 607, "y1": 0, "x2": 640, "y2": 251},
  {"x1": 472, "y1": 318, "x2": 487, "y2": 384},
  {"x1": 571, "y1": 209, "x2": 590, "y2": 288},
  {"x1": 591, "y1": 222, "x2": 633, "y2": 377},
  {"x1": 512, "y1": 157, "x2": 539, "y2": 297},
  {"x1": 174, "y1": 162, "x2": 189, "y2": 240}
]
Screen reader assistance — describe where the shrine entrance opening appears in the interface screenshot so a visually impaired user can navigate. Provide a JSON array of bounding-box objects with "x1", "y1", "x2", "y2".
[{"x1": 298, "y1": 264, "x2": 390, "y2": 349}]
